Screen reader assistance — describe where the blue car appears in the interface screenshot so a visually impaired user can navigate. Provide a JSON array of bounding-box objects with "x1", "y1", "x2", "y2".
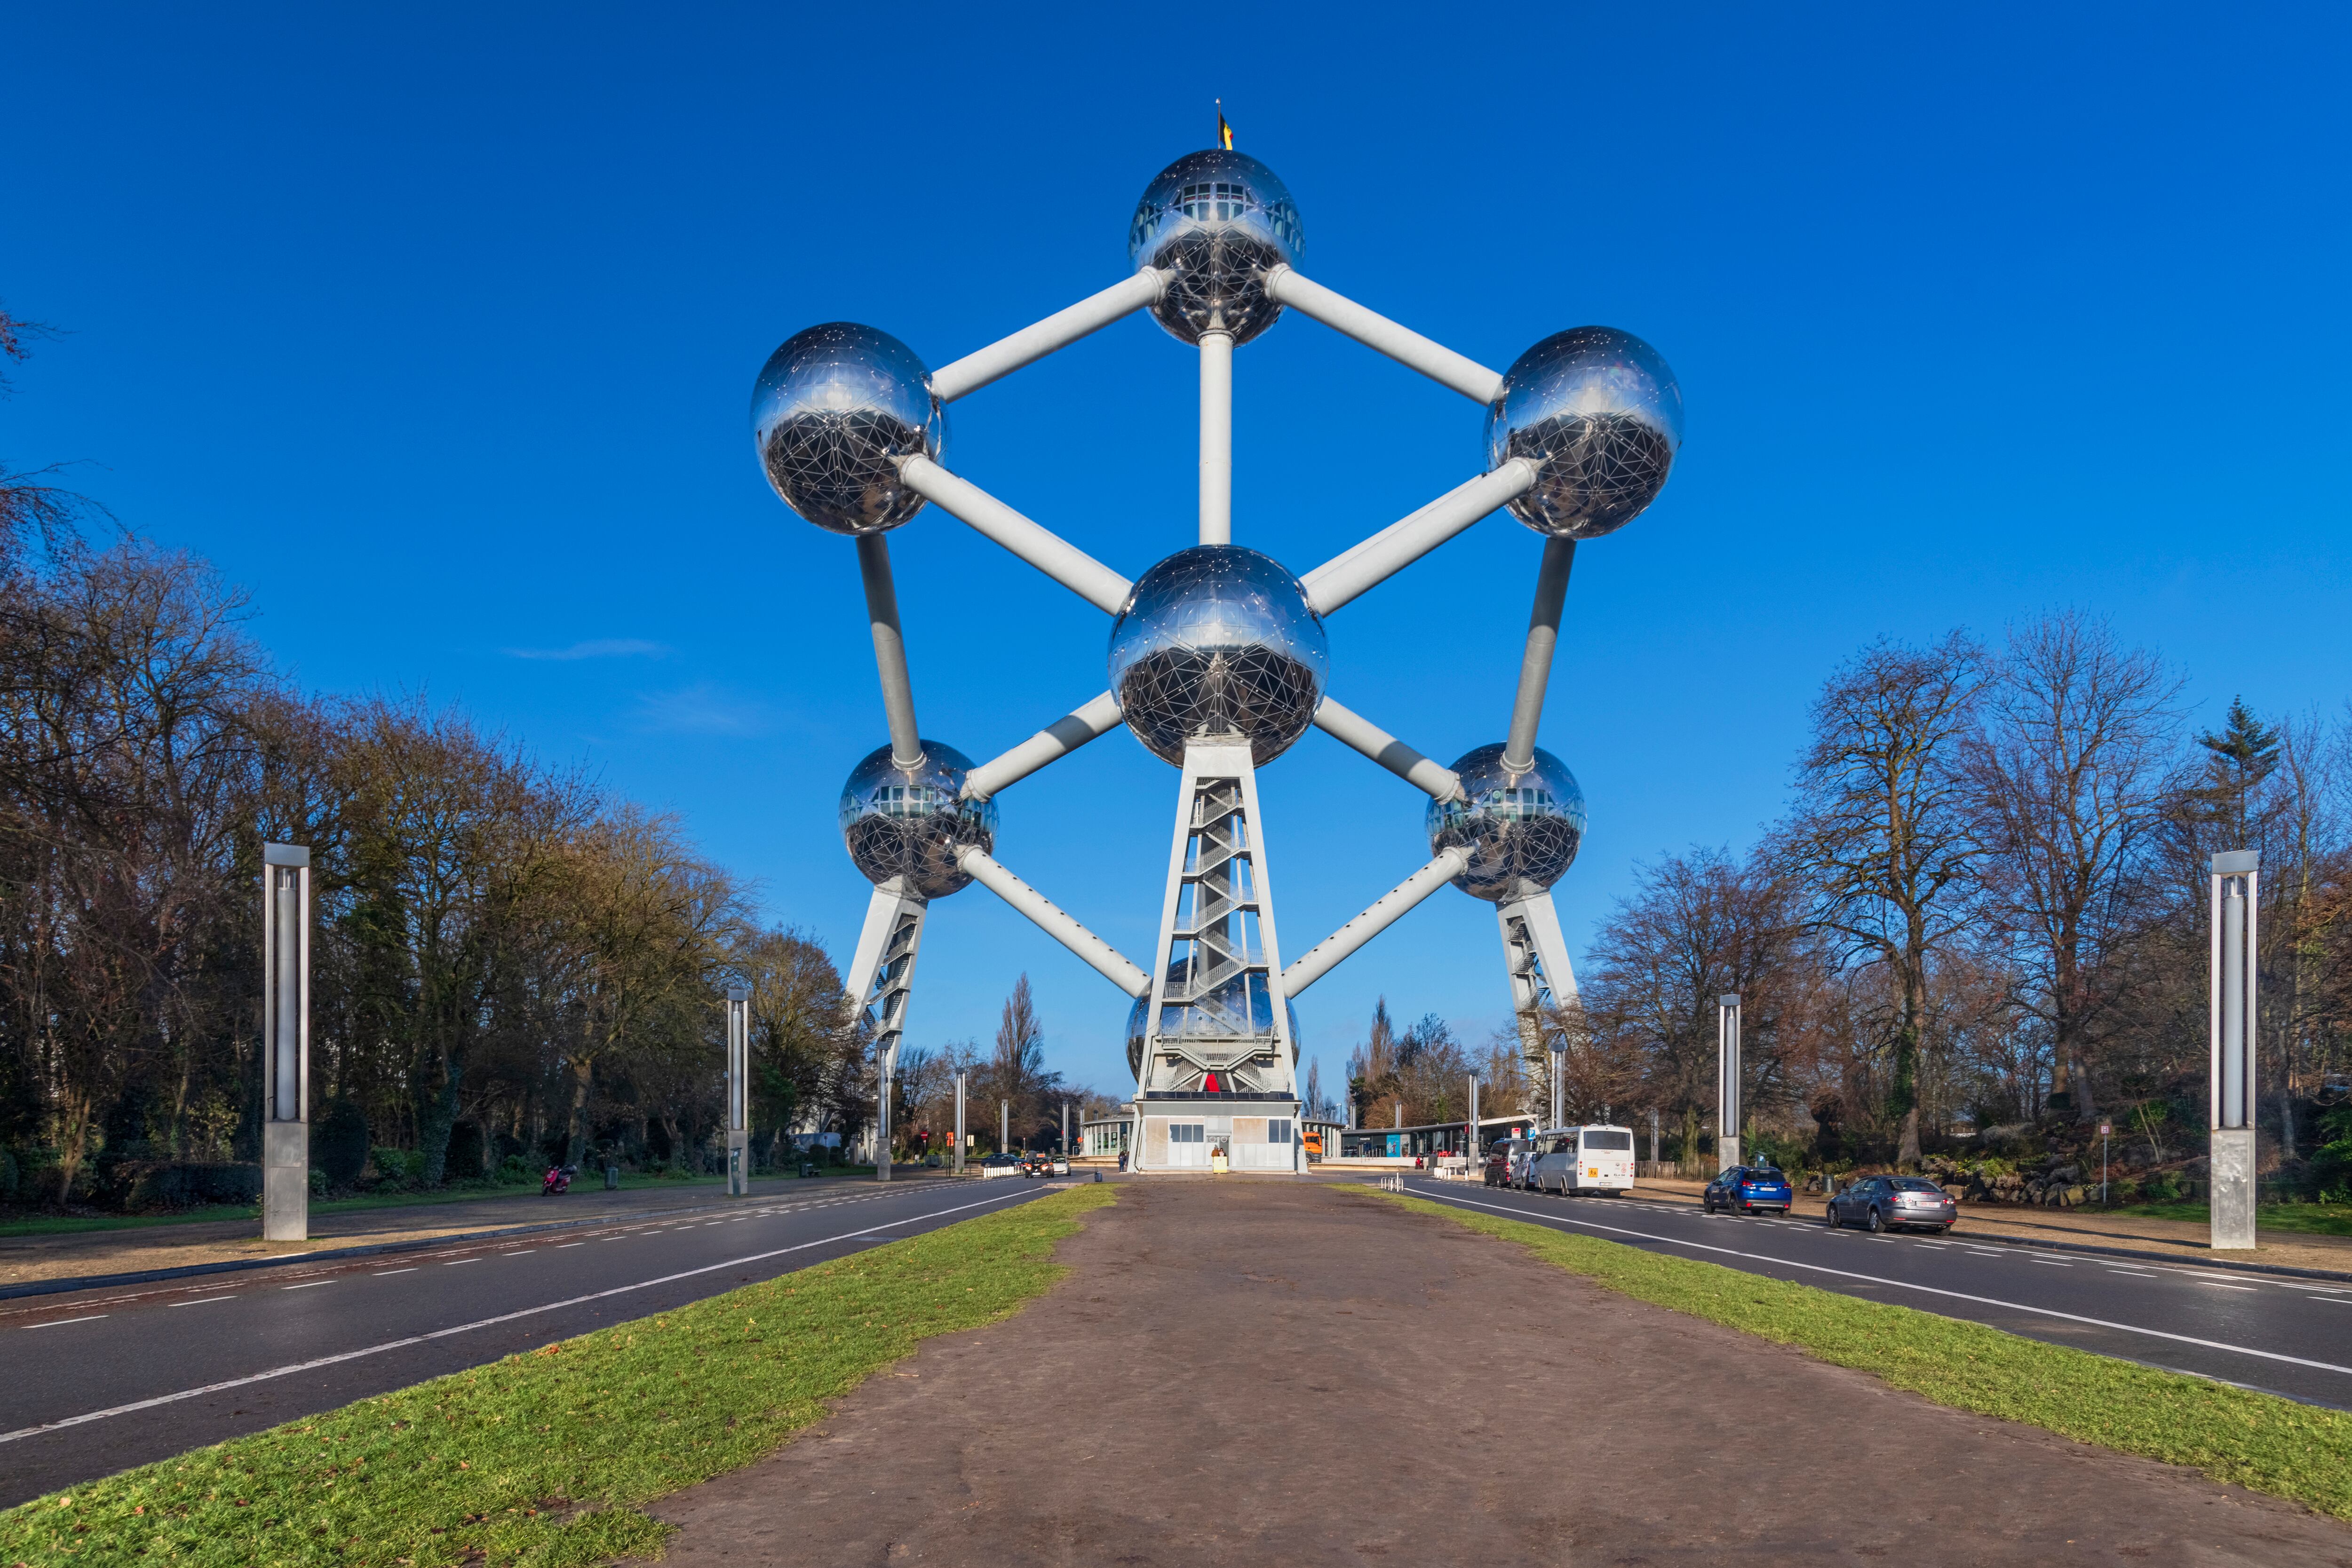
[{"x1": 1703, "y1": 1164, "x2": 1793, "y2": 1216}]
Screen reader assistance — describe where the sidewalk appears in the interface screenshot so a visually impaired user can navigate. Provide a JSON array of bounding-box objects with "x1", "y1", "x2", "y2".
[
  {"x1": 631, "y1": 1179, "x2": 2352, "y2": 1566},
  {"x1": 0, "y1": 1170, "x2": 946, "y2": 1289},
  {"x1": 1629, "y1": 1175, "x2": 2352, "y2": 1274}
]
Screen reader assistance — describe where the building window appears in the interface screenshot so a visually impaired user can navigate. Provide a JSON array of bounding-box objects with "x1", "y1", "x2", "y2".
[
  {"x1": 1170, "y1": 1123, "x2": 1204, "y2": 1144},
  {"x1": 1268, "y1": 1119, "x2": 1292, "y2": 1143}
]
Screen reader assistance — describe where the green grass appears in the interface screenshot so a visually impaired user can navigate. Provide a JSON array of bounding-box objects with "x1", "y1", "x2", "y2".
[
  {"x1": 0, "y1": 1183, "x2": 1114, "y2": 1567},
  {"x1": 2093, "y1": 1199, "x2": 2352, "y2": 1238},
  {"x1": 1369, "y1": 1188, "x2": 2352, "y2": 1520},
  {"x1": 0, "y1": 1171, "x2": 886, "y2": 1240}
]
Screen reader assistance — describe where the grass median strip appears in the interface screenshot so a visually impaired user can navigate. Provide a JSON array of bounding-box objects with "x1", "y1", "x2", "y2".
[
  {"x1": 0, "y1": 1183, "x2": 1115, "y2": 1568},
  {"x1": 1370, "y1": 1188, "x2": 2352, "y2": 1520}
]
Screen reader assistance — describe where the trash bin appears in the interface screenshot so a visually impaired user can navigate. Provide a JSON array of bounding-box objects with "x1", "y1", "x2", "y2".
[{"x1": 604, "y1": 1164, "x2": 620, "y2": 1191}]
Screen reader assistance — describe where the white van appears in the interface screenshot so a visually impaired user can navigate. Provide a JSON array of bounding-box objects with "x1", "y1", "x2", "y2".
[{"x1": 1528, "y1": 1125, "x2": 1637, "y2": 1195}]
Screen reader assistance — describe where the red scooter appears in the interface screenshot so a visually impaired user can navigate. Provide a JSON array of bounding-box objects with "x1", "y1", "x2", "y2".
[{"x1": 541, "y1": 1164, "x2": 577, "y2": 1196}]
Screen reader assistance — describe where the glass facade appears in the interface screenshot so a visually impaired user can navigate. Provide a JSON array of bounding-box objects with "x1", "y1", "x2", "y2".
[
  {"x1": 1486, "y1": 326, "x2": 1682, "y2": 539},
  {"x1": 1128, "y1": 149, "x2": 1303, "y2": 346},
  {"x1": 1427, "y1": 742, "x2": 1587, "y2": 903}
]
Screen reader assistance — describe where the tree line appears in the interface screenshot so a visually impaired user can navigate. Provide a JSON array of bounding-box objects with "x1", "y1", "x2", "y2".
[{"x1": 1352, "y1": 614, "x2": 2352, "y2": 1195}]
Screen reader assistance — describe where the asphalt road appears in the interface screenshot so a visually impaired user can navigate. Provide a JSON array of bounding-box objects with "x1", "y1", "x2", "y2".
[
  {"x1": 0, "y1": 1175, "x2": 1066, "y2": 1507},
  {"x1": 1403, "y1": 1176, "x2": 2352, "y2": 1409}
]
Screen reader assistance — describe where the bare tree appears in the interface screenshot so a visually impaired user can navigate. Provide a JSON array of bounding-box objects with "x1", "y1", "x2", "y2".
[{"x1": 1777, "y1": 632, "x2": 1984, "y2": 1165}]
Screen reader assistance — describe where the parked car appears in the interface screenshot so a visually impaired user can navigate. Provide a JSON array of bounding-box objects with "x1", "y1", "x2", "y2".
[
  {"x1": 977, "y1": 1153, "x2": 1023, "y2": 1180},
  {"x1": 1828, "y1": 1173, "x2": 1957, "y2": 1233},
  {"x1": 1703, "y1": 1165, "x2": 1794, "y2": 1216},
  {"x1": 1483, "y1": 1138, "x2": 1529, "y2": 1188}
]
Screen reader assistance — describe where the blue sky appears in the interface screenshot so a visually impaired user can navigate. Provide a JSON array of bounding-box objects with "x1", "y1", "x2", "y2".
[{"x1": 5, "y1": 5, "x2": 2347, "y2": 1102}]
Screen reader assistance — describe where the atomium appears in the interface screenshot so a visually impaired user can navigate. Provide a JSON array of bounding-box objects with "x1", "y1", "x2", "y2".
[
  {"x1": 1486, "y1": 327, "x2": 1682, "y2": 540},
  {"x1": 752, "y1": 323, "x2": 944, "y2": 536},
  {"x1": 837, "y1": 740, "x2": 996, "y2": 899},
  {"x1": 1108, "y1": 545, "x2": 1328, "y2": 767},
  {"x1": 1128, "y1": 149, "x2": 1303, "y2": 347},
  {"x1": 1427, "y1": 743, "x2": 1587, "y2": 903},
  {"x1": 1126, "y1": 960, "x2": 1303, "y2": 1078}
]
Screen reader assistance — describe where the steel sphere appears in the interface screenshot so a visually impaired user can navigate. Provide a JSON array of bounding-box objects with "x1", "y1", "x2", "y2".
[
  {"x1": 837, "y1": 740, "x2": 996, "y2": 899},
  {"x1": 1107, "y1": 545, "x2": 1327, "y2": 767},
  {"x1": 1485, "y1": 327, "x2": 1683, "y2": 539},
  {"x1": 750, "y1": 322, "x2": 944, "y2": 536},
  {"x1": 1428, "y1": 743, "x2": 1587, "y2": 903},
  {"x1": 1128, "y1": 149, "x2": 1303, "y2": 347},
  {"x1": 1126, "y1": 961, "x2": 1302, "y2": 1079}
]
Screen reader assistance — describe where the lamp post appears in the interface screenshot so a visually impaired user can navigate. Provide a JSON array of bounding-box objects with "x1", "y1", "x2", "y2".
[
  {"x1": 725, "y1": 987, "x2": 749, "y2": 1197},
  {"x1": 1000, "y1": 1097, "x2": 1009, "y2": 1155},
  {"x1": 1549, "y1": 1045, "x2": 1565, "y2": 1130},
  {"x1": 1716, "y1": 993, "x2": 1742, "y2": 1174},
  {"x1": 1466, "y1": 1072, "x2": 1479, "y2": 1172},
  {"x1": 261, "y1": 842, "x2": 311, "y2": 1242},
  {"x1": 953, "y1": 1072, "x2": 967, "y2": 1173},
  {"x1": 2210, "y1": 850, "x2": 2260, "y2": 1250}
]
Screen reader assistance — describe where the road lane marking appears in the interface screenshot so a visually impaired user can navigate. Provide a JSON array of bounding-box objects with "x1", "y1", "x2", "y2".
[
  {"x1": 374, "y1": 1268, "x2": 418, "y2": 1277},
  {"x1": 2202, "y1": 1283, "x2": 2257, "y2": 1292},
  {"x1": 170, "y1": 1297, "x2": 237, "y2": 1308},
  {"x1": 2109, "y1": 1269, "x2": 2158, "y2": 1277},
  {"x1": 26, "y1": 1316, "x2": 107, "y2": 1329},
  {"x1": 0, "y1": 1184, "x2": 1050, "y2": 1445},
  {"x1": 2032, "y1": 1260, "x2": 2074, "y2": 1267},
  {"x1": 444, "y1": 1259, "x2": 479, "y2": 1267},
  {"x1": 1402, "y1": 1185, "x2": 2352, "y2": 1381},
  {"x1": 281, "y1": 1281, "x2": 335, "y2": 1291},
  {"x1": 557, "y1": 1243, "x2": 585, "y2": 1249}
]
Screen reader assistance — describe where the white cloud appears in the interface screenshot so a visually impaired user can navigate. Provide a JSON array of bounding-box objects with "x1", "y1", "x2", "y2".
[
  {"x1": 506, "y1": 638, "x2": 672, "y2": 661},
  {"x1": 629, "y1": 683, "x2": 775, "y2": 736}
]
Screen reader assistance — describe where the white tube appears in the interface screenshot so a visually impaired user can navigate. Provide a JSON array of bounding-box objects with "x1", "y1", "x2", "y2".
[
  {"x1": 1263, "y1": 266, "x2": 1504, "y2": 404},
  {"x1": 1200, "y1": 331, "x2": 1233, "y2": 545},
  {"x1": 855, "y1": 533, "x2": 923, "y2": 768},
  {"x1": 1312, "y1": 696, "x2": 1462, "y2": 800},
  {"x1": 956, "y1": 847, "x2": 1151, "y2": 998},
  {"x1": 930, "y1": 269, "x2": 1167, "y2": 402},
  {"x1": 1502, "y1": 536, "x2": 1576, "y2": 772},
  {"x1": 1282, "y1": 849, "x2": 1469, "y2": 997},
  {"x1": 962, "y1": 691, "x2": 1125, "y2": 800},
  {"x1": 1301, "y1": 462, "x2": 1538, "y2": 615},
  {"x1": 897, "y1": 456, "x2": 1132, "y2": 613}
]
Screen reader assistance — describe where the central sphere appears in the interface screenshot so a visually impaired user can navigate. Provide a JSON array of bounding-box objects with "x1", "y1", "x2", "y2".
[
  {"x1": 1108, "y1": 546, "x2": 1327, "y2": 767},
  {"x1": 1128, "y1": 149, "x2": 1303, "y2": 347},
  {"x1": 837, "y1": 740, "x2": 996, "y2": 899},
  {"x1": 1486, "y1": 327, "x2": 1683, "y2": 539},
  {"x1": 1127, "y1": 961, "x2": 1303, "y2": 1079},
  {"x1": 1427, "y1": 743, "x2": 1587, "y2": 903},
  {"x1": 751, "y1": 322, "x2": 943, "y2": 536}
]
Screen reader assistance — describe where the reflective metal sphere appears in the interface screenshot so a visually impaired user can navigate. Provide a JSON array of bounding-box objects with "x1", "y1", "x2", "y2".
[
  {"x1": 1427, "y1": 743, "x2": 1587, "y2": 903},
  {"x1": 751, "y1": 323, "x2": 944, "y2": 536},
  {"x1": 1108, "y1": 546, "x2": 1327, "y2": 767},
  {"x1": 1126, "y1": 961, "x2": 1302, "y2": 1078},
  {"x1": 837, "y1": 740, "x2": 996, "y2": 899},
  {"x1": 1128, "y1": 150, "x2": 1303, "y2": 347},
  {"x1": 1485, "y1": 327, "x2": 1682, "y2": 539}
]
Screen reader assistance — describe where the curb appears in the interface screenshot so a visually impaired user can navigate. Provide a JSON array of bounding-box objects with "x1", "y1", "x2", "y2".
[{"x1": 0, "y1": 1178, "x2": 938, "y2": 1304}]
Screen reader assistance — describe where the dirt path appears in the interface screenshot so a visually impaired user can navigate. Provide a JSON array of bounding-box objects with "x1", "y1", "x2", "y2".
[
  {"x1": 636, "y1": 1178, "x2": 2352, "y2": 1566},
  {"x1": 0, "y1": 1173, "x2": 941, "y2": 1287},
  {"x1": 1629, "y1": 1176, "x2": 2352, "y2": 1274}
]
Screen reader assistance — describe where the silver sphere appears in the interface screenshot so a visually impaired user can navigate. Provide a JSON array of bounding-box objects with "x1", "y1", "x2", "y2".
[
  {"x1": 1128, "y1": 149, "x2": 1303, "y2": 347},
  {"x1": 837, "y1": 740, "x2": 996, "y2": 899},
  {"x1": 1108, "y1": 545, "x2": 1327, "y2": 767},
  {"x1": 751, "y1": 322, "x2": 944, "y2": 536},
  {"x1": 1485, "y1": 327, "x2": 1683, "y2": 539},
  {"x1": 1428, "y1": 743, "x2": 1587, "y2": 903},
  {"x1": 1126, "y1": 961, "x2": 1302, "y2": 1079}
]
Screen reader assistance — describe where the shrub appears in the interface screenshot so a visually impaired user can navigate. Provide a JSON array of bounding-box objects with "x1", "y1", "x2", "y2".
[
  {"x1": 118, "y1": 1161, "x2": 263, "y2": 1211},
  {"x1": 445, "y1": 1120, "x2": 486, "y2": 1181},
  {"x1": 315, "y1": 1099, "x2": 369, "y2": 1187},
  {"x1": 2139, "y1": 1171, "x2": 2182, "y2": 1203},
  {"x1": 369, "y1": 1146, "x2": 424, "y2": 1187},
  {"x1": 497, "y1": 1153, "x2": 533, "y2": 1183}
]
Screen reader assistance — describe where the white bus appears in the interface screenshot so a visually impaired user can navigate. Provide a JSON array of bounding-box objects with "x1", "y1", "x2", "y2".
[{"x1": 1528, "y1": 1124, "x2": 1637, "y2": 1195}]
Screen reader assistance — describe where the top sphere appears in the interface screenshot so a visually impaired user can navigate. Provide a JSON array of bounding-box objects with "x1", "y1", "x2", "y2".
[
  {"x1": 837, "y1": 739, "x2": 997, "y2": 899},
  {"x1": 1485, "y1": 327, "x2": 1682, "y2": 539},
  {"x1": 1427, "y1": 743, "x2": 1587, "y2": 903},
  {"x1": 1108, "y1": 545, "x2": 1328, "y2": 767},
  {"x1": 1128, "y1": 150, "x2": 1303, "y2": 347},
  {"x1": 751, "y1": 323, "x2": 944, "y2": 536}
]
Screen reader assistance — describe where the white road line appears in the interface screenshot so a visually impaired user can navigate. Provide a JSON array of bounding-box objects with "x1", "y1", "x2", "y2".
[
  {"x1": 2109, "y1": 1269, "x2": 2158, "y2": 1277},
  {"x1": 281, "y1": 1281, "x2": 334, "y2": 1291},
  {"x1": 26, "y1": 1316, "x2": 107, "y2": 1329},
  {"x1": 374, "y1": 1268, "x2": 418, "y2": 1277},
  {"x1": 2202, "y1": 1283, "x2": 2257, "y2": 1292},
  {"x1": 169, "y1": 1296, "x2": 237, "y2": 1308},
  {"x1": 2031, "y1": 1259, "x2": 2074, "y2": 1267},
  {"x1": 0, "y1": 1185, "x2": 1046, "y2": 1444},
  {"x1": 508, "y1": 1250, "x2": 535, "y2": 1256},
  {"x1": 444, "y1": 1259, "x2": 479, "y2": 1267},
  {"x1": 2311, "y1": 1296, "x2": 2352, "y2": 1303},
  {"x1": 1403, "y1": 1186, "x2": 2352, "y2": 1380},
  {"x1": 556, "y1": 1243, "x2": 584, "y2": 1249}
]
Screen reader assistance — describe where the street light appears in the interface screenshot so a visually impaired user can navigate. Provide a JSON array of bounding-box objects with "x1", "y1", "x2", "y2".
[
  {"x1": 725, "y1": 987, "x2": 749, "y2": 1197},
  {"x1": 954, "y1": 1072, "x2": 967, "y2": 1172},
  {"x1": 2210, "y1": 850, "x2": 2259, "y2": 1250},
  {"x1": 261, "y1": 842, "x2": 311, "y2": 1242},
  {"x1": 1716, "y1": 994, "x2": 1742, "y2": 1174},
  {"x1": 1549, "y1": 1044, "x2": 1565, "y2": 1130}
]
